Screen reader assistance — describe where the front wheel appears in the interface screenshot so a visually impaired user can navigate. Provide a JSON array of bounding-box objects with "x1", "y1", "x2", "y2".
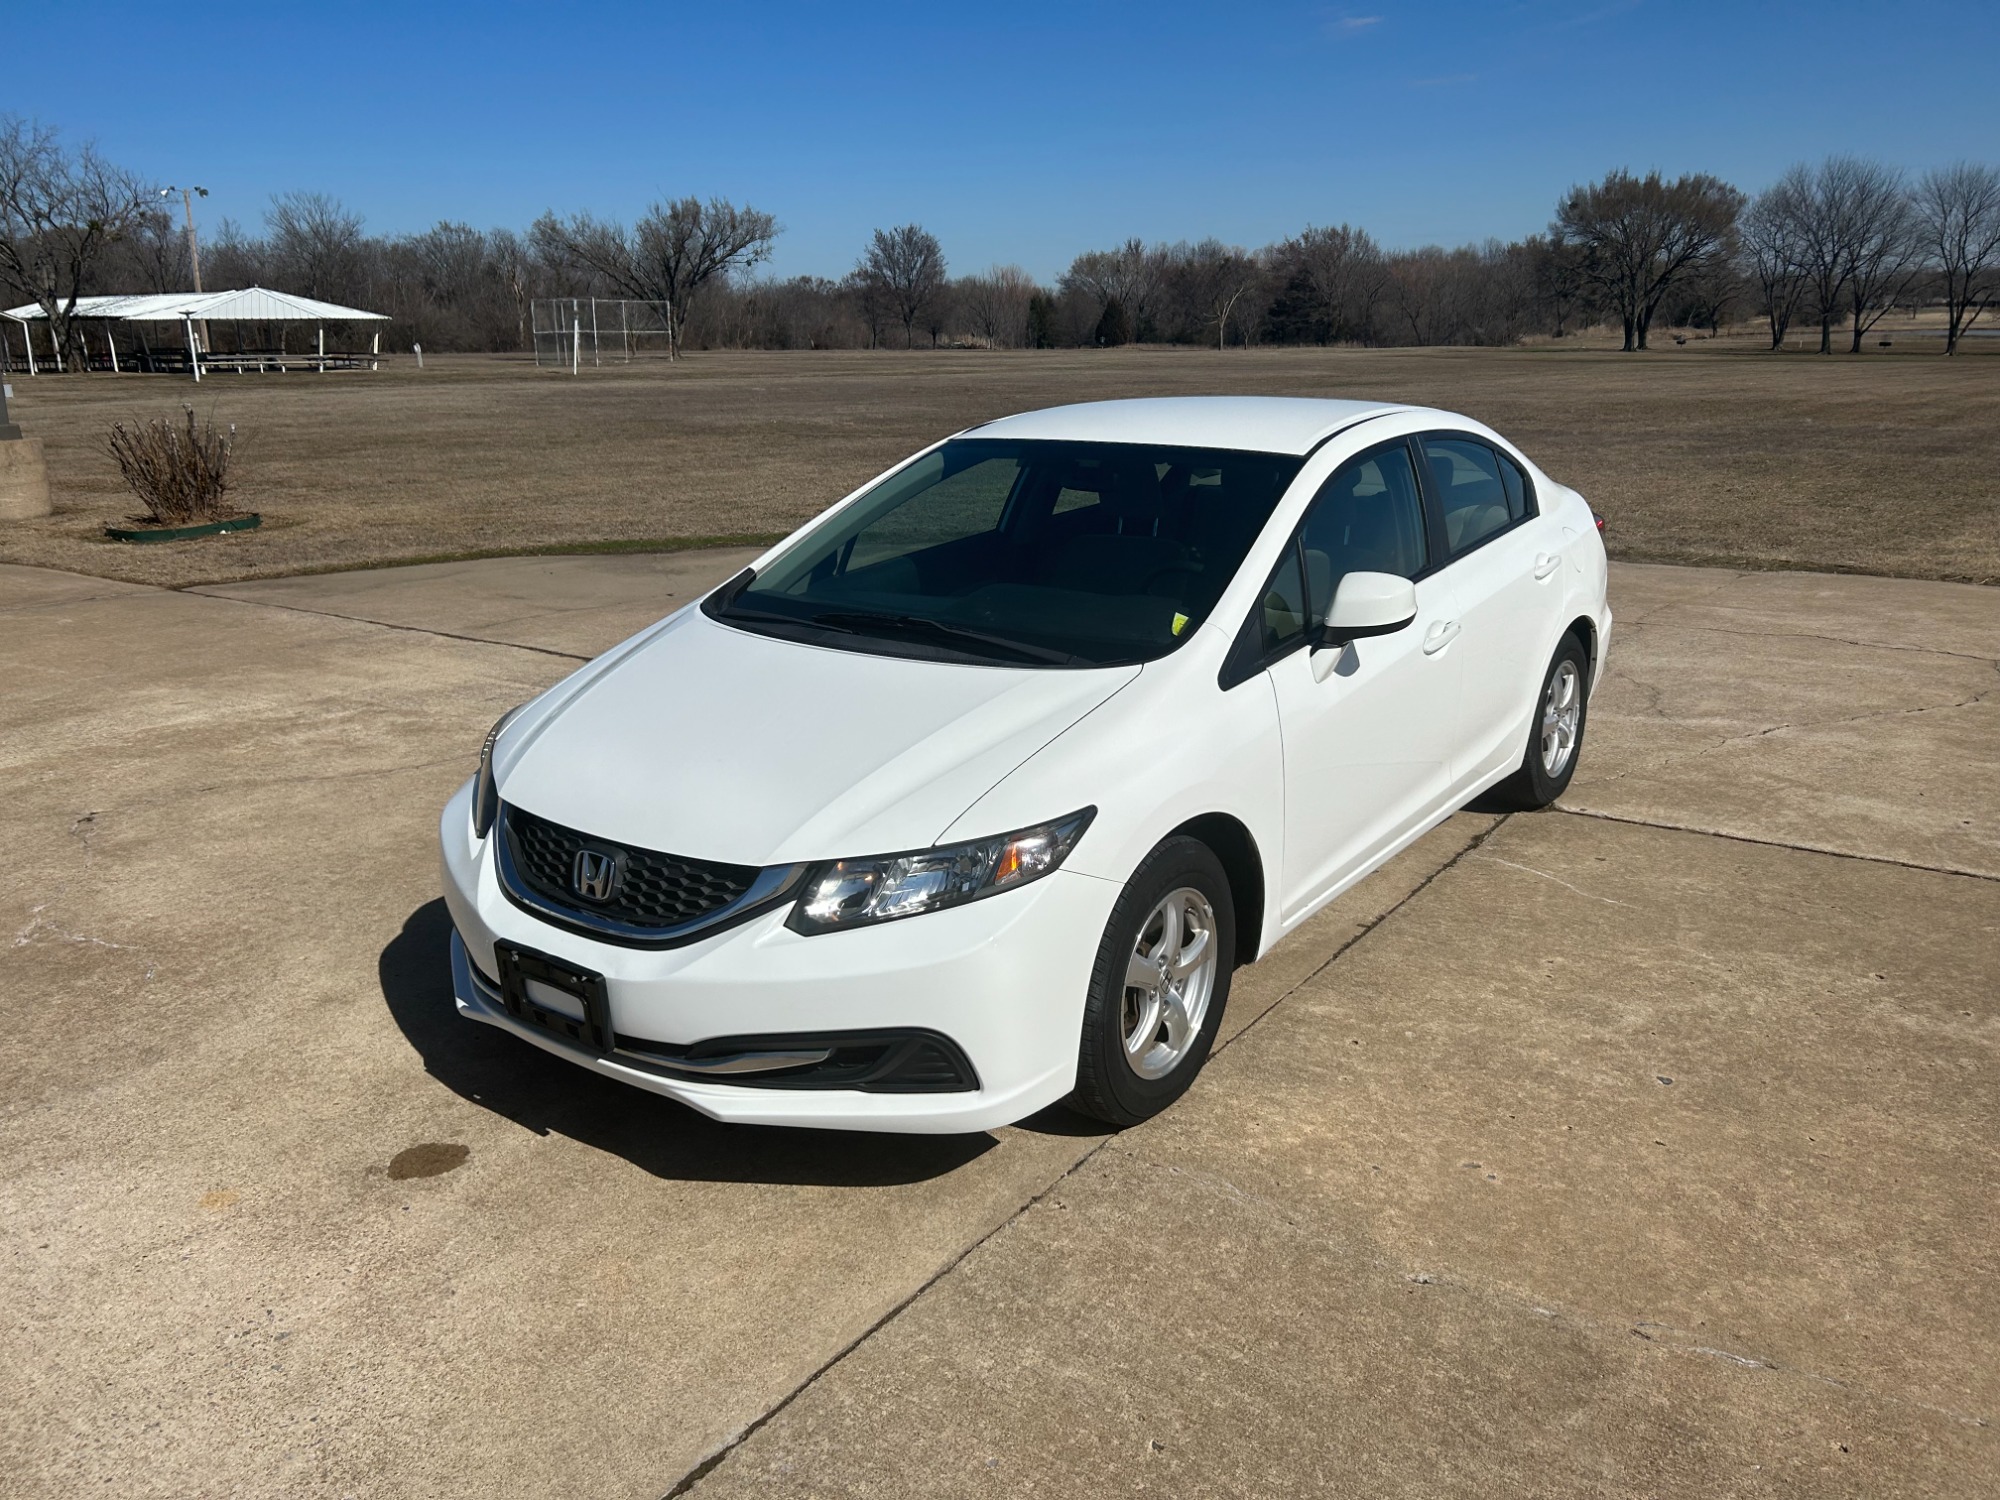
[
  {"x1": 1492, "y1": 633, "x2": 1590, "y2": 810},
  {"x1": 1070, "y1": 836, "x2": 1235, "y2": 1127}
]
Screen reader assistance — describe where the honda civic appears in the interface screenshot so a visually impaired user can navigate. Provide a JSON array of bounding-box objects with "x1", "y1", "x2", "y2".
[{"x1": 439, "y1": 397, "x2": 1610, "y2": 1132}]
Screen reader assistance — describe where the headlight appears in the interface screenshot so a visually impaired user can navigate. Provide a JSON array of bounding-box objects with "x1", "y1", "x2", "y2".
[
  {"x1": 471, "y1": 706, "x2": 525, "y2": 840},
  {"x1": 786, "y1": 809, "x2": 1094, "y2": 935}
]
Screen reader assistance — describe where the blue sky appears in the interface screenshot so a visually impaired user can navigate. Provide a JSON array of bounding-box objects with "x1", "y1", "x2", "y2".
[{"x1": 11, "y1": 1, "x2": 1990, "y2": 281}]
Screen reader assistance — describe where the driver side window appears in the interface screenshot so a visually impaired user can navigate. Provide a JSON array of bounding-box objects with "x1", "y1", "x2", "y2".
[{"x1": 1300, "y1": 444, "x2": 1428, "y2": 627}]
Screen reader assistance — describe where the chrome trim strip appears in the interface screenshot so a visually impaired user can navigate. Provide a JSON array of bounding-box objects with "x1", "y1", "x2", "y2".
[
  {"x1": 613, "y1": 1045, "x2": 834, "y2": 1076},
  {"x1": 494, "y1": 805, "x2": 807, "y2": 948}
]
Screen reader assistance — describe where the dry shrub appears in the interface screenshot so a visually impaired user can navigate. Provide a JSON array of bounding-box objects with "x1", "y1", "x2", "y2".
[{"x1": 107, "y1": 405, "x2": 237, "y2": 525}]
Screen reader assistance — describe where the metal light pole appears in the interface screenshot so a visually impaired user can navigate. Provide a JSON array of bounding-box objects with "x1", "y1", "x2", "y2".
[
  {"x1": 163, "y1": 185, "x2": 209, "y2": 355},
  {"x1": 162, "y1": 185, "x2": 208, "y2": 293}
]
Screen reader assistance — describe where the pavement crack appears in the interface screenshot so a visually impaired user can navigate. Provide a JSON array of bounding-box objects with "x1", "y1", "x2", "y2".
[
  {"x1": 661, "y1": 821, "x2": 1508, "y2": 1497},
  {"x1": 1633, "y1": 617, "x2": 2000, "y2": 667},
  {"x1": 1623, "y1": 1322, "x2": 1990, "y2": 1429},
  {"x1": 1602, "y1": 666, "x2": 1671, "y2": 719},
  {"x1": 1551, "y1": 805, "x2": 2000, "y2": 883},
  {"x1": 181, "y1": 588, "x2": 591, "y2": 662},
  {"x1": 0, "y1": 592, "x2": 149, "y2": 617},
  {"x1": 658, "y1": 1137, "x2": 1124, "y2": 1498},
  {"x1": 1211, "y1": 816, "x2": 1511, "y2": 1063},
  {"x1": 10, "y1": 809, "x2": 158, "y2": 978},
  {"x1": 1466, "y1": 853, "x2": 1633, "y2": 906},
  {"x1": 1581, "y1": 685, "x2": 1988, "y2": 789},
  {"x1": 1610, "y1": 571, "x2": 1752, "y2": 626},
  {"x1": 1157, "y1": 1164, "x2": 1995, "y2": 1432}
]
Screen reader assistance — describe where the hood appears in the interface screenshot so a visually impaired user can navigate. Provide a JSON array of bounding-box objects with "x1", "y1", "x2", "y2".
[{"x1": 497, "y1": 609, "x2": 1138, "y2": 866}]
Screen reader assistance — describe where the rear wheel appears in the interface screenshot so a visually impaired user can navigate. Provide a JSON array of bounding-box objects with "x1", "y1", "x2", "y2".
[
  {"x1": 1070, "y1": 836, "x2": 1235, "y2": 1127},
  {"x1": 1491, "y1": 633, "x2": 1590, "y2": 810}
]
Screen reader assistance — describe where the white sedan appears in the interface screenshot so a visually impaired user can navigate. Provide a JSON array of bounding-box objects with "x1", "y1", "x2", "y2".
[{"x1": 439, "y1": 397, "x2": 1609, "y2": 1132}]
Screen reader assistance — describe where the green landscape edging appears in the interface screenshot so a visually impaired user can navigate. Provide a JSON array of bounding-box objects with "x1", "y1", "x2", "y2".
[{"x1": 107, "y1": 514, "x2": 263, "y2": 544}]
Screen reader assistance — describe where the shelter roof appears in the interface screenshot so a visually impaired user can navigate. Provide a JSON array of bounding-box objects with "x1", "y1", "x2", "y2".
[{"x1": 3, "y1": 288, "x2": 388, "y2": 322}]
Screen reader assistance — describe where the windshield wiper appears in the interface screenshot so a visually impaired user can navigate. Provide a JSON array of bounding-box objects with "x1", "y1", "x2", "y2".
[
  {"x1": 716, "y1": 602, "x2": 859, "y2": 633},
  {"x1": 807, "y1": 611, "x2": 1082, "y2": 666}
]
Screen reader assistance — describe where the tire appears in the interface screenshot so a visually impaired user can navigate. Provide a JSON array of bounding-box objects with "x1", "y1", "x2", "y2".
[
  {"x1": 1491, "y1": 632, "x2": 1590, "y2": 810},
  {"x1": 1070, "y1": 836, "x2": 1236, "y2": 1127}
]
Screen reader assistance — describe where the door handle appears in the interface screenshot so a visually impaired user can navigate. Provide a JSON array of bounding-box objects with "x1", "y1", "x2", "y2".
[
  {"x1": 1422, "y1": 619, "x2": 1461, "y2": 655},
  {"x1": 1533, "y1": 553, "x2": 1562, "y2": 580}
]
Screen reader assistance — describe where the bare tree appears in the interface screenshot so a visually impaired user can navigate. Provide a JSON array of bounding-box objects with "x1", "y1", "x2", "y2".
[
  {"x1": 0, "y1": 115, "x2": 150, "y2": 368},
  {"x1": 1771, "y1": 162, "x2": 1847, "y2": 353},
  {"x1": 1553, "y1": 169, "x2": 1743, "y2": 350},
  {"x1": 1384, "y1": 247, "x2": 1467, "y2": 345},
  {"x1": 532, "y1": 197, "x2": 778, "y2": 359},
  {"x1": 408, "y1": 221, "x2": 489, "y2": 310},
  {"x1": 1060, "y1": 239, "x2": 1166, "y2": 338},
  {"x1": 842, "y1": 267, "x2": 894, "y2": 349},
  {"x1": 1524, "y1": 232, "x2": 1588, "y2": 338},
  {"x1": 1837, "y1": 162, "x2": 1921, "y2": 352},
  {"x1": 1742, "y1": 180, "x2": 1812, "y2": 348},
  {"x1": 1774, "y1": 157, "x2": 1917, "y2": 355},
  {"x1": 958, "y1": 264, "x2": 1036, "y2": 348},
  {"x1": 1914, "y1": 162, "x2": 2000, "y2": 354},
  {"x1": 855, "y1": 224, "x2": 947, "y2": 348},
  {"x1": 924, "y1": 278, "x2": 956, "y2": 348},
  {"x1": 1467, "y1": 238, "x2": 1544, "y2": 344},
  {"x1": 202, "y1": 217, "x2": 269, "y2": 290},
  {"x1": 266, "y1": 191, "x2": 365, "y2": 302},
  {"x1": 707, "y1": 274, "x2": 858, "y2": 350},
  {"x1": 108, "y1": 202, "x2": 192, "y2": 293},
  {"x1": 1271, "y1": 224, "x2": 1387, "y2": 343},
  {"x1": 1172, "y1": 239, "x2": 1262, "y2": 349}
]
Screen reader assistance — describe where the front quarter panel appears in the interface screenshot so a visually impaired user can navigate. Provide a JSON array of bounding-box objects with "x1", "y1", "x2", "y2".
[{"x1": 939, "y1": 639, "x2": 1288, "y2": 956}]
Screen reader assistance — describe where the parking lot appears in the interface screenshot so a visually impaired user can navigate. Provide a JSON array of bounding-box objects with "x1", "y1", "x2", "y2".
[{"x1": 3, "y1": 551, "x2": 1994, "y2": 1497}]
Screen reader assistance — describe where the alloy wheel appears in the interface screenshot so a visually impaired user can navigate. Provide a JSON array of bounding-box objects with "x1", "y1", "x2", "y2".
[
  {"x1": 1120, "y1": 886, "x2": 1219, "y2": 1080},
  {"x1": 1540, "y1": 659, "x2": 1582, "y2": 778}
]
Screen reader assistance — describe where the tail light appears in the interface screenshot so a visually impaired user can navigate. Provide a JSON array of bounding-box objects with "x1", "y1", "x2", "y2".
[{"x1": 1593, "y1": 512, "x2": 1605, "y2": 534}]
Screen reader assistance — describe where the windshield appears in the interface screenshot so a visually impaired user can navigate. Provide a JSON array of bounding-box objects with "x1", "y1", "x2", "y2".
[{"x1": 708, "y1": 439, "x2": 1303, "y2": 666}]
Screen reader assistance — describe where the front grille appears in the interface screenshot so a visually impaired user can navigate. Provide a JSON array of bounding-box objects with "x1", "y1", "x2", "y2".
[{"x1": 502, "y1": 804, "x2": 761, "y2": 931}]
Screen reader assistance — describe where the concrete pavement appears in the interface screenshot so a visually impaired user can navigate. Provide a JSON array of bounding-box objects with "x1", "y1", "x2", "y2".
[
  {"x1": 193, "y1": 548, "x2": 764, "y2": 659},
  {"x1": 1, "y1": 554, "x2": 1992, "y2": 1498}
]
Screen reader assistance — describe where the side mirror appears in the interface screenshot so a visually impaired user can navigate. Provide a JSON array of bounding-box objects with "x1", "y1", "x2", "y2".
[{"x1": 1316, "y1": 571, "x2": 1417, "y2": 650}]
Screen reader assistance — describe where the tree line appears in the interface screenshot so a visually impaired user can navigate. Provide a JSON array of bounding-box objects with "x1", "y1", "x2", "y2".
[{"x1": 4, "y1": 114, "x2": 1998, "y2": 366}]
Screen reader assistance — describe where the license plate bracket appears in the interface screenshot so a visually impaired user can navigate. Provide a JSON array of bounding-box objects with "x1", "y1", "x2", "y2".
[{"x1": 495, "y1": 941, "x2": 614, "y2": 1053}]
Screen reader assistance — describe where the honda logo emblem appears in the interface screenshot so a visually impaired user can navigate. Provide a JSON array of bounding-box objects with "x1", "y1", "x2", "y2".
[{"x1": 572, "y1": 848, "x2": 619, "y2": 903}]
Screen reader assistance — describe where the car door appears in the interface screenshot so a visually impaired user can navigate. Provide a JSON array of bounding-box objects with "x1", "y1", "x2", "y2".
[
  {"x1": 1416, "y1": 433, "x2": 1562, "y2": 789},
  {"x1": 1260, "y1": 439, "x2": 1462, "y2": 921}
]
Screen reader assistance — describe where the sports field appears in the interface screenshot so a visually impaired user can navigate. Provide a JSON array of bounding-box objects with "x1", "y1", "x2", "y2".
[{"x1": 3, "y1": 343, "x2": 1994, "y2": 587}]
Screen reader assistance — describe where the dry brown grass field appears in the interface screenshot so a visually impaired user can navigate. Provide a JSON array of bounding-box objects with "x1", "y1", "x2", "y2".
[{"x1": 2, "y1": 342, "x2": 1994, "y2": 587}]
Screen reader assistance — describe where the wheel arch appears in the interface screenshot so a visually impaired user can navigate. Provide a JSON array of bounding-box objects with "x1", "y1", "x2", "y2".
[
  {"x1": 1563, "y1": 614, "x2": 1599, "y2": 682},
  {"x1": 1166, "y1": 812, "x2": 1266, "y2": 967}
]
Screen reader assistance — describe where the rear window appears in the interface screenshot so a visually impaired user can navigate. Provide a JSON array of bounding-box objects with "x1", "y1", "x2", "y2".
[{"x1": 1421, "y1": 437, "x2": 1517, "y2": 557}]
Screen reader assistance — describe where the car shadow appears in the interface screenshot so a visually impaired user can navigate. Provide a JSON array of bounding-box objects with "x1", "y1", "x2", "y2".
[
  {"x1": 1010, "y1": 1101, "x2": 1116, "y2": 1137},
  {"x1": 379, "y1": 900, "x2": 997, "y2": 1187}
]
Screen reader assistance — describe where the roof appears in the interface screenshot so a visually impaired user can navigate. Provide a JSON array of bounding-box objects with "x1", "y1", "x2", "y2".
[
  {"x1": 3, "y1": 287, "x2": 389, "y2": 322},
  {"x1": 964, "y1": 396, "x2": 1416, "y2": 456}
]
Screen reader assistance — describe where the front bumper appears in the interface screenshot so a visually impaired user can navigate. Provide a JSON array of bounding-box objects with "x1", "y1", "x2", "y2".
[{"x1": 439, "y1": 781, "x2": 1122, "y2": 1132}]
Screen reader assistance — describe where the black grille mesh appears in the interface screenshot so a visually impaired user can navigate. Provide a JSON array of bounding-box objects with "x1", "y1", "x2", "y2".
[{"x1": 504, "y1": 805, "x2": 760, "y2": 930}]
